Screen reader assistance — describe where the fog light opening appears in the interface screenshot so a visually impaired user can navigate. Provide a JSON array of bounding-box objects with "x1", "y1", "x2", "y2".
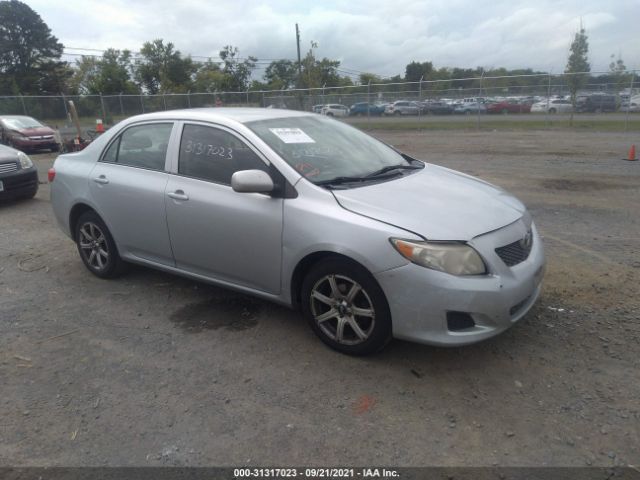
[{"x1": 447, "y1": 311, "x2": 476, "y2": 331}]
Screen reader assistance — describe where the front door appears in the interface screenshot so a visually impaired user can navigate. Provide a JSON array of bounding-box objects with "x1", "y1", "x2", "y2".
[{"x1": 165, "y1": 123, "x2": 283, "y2": 294}]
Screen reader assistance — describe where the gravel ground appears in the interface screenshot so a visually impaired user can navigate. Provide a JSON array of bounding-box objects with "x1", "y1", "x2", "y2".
[{"x1": 1, "y1": 129, "x2": 639, "y2": 467}]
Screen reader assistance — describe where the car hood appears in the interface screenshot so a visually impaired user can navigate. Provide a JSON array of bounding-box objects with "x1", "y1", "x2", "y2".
[
  {"x1": 0, "y1": 143, "x2": 19, "y2": 161},
  {"x1": 332, "y1": 165, "x2": 526, "y2": 241},
  {"x1": 18, "y1": 126, "x2": 54, "y2": 136}
]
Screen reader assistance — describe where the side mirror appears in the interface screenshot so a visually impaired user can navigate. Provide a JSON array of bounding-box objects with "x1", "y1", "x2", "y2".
[{"x1": 231, "y1": 169, "x2": 274, "y2": 194}]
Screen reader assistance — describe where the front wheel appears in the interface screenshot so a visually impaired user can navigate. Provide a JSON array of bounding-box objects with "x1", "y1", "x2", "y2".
[
  {"x1": 301, "y1": 258, "x2": 392, "y2": 355},
  {"x1": 75, "y1": 211, "x2": 126, "y2": 279}
]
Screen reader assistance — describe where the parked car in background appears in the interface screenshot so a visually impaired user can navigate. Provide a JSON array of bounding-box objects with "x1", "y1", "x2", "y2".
[
  {"x1": 321, "y1": 104, "x2": 349, "y2": 117},
  {"x1": 576, "y1": 94, "x2": 617, "y2": 113},
  {"x1": 50, "y1": 108, "x2": 544, "y2": 355},
  {"x1": 0, "y1": 143, "x2": 39, "y2": 200},
  {"x1": 530, "y1": 99, "x2": 573, "y2": 114},
  {"x1": 620, "y1": 100, "x2": 640, "y2": 112},
  {"x1": 384, "y1": 101, "x2": 420, "y2": 116},
  {"x1": 453, "y1": 102, "x2": 487, "y2": 115},
  {"x1": 486, "y1": 100, "x2": 532, "y2": 114},
  {"x1": 423, "y1": 101, "x2": 454, "y2": 115},
  {"x1": 349, "y1": 102, "x2": 385, "y2": 116},
  {"x1": 0, "y1": 115, "x2": 60, "y2": 153}
]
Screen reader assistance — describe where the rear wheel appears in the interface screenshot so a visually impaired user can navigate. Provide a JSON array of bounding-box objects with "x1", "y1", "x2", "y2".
[
  {"x1": 75, "y1": 211, "x2": 126, "y2": 279},
  {"x1": 549, "y1": 108, "x2": 557, "y2": 114},
  {"x1": 301, "y1": 258, "x2": 392, "y2": 355}
]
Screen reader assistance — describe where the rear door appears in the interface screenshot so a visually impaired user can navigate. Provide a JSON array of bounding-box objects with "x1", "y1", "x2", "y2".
[
  {"x1": 164, "y1": 122, "x2": 283, "y2": 294},
  {"x1": 88, "y1": 122, "x2": 176, "y2": 266}
]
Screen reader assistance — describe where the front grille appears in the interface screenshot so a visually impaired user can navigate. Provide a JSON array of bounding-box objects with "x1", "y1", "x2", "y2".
[
  {"x1": 0, "y1": 162, "x2": 18, "y2": 174},
  {"x1": 495, "y1": 232, "x2": 533, "y2": 267},
  {"x1": 29, "y1": 135, "x2": 53, "y2": 140}
]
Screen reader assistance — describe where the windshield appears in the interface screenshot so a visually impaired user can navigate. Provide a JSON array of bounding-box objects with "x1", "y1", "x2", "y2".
[
  {"x1": 2, "y1": 117, "x2": 44, "y2": 130},
  {"x1": 246, "y1": 115, "x2": 410, "y2": 183}
]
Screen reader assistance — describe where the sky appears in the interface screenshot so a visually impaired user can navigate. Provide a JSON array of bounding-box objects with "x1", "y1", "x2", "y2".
[{"x1": 24, "y1": 0, "x2": 640, "y2": 79}]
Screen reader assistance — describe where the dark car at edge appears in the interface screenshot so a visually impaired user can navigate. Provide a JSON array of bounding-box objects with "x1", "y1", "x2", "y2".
[{"x1": 0, "y1": 144, "x2": 39, "y2": 200}]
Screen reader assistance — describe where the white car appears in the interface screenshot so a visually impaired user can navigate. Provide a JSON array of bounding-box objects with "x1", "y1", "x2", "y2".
[
  {"x1": 530, "y1": 99, "x2": 573, "y2": 114},
  {"x1": 620, "y1": 100, "x2": 640, "y2": 112},
  {"x1": 321, "y1": 104, "x2": 349, "y2": 117}
]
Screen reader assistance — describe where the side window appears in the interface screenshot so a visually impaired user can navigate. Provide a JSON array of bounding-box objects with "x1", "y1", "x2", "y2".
[
  {"x1": 101, "y1": 123, "x2": 172, "y2": 171},
  {"x1": 178, "y1": 124, "x2": 268, "y2": 185}
]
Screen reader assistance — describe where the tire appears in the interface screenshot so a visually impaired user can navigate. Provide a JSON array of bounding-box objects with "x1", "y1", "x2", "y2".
[
  {"x1": 549, "y1": 108, "x2": 557, "y2": 114},
  {"x1": 51, "y1": 144, "x2": 61, "y2": 152},
  {"x1": 301, "y1": 258, "x2": 392, "y2": 355},
  {"x1": 326, "y1": 112, "x2": 334, "y2": 117},
  {"x1": 74, "y1": 211, "x2": 126, "y2": 279},
  {"x1": 393, "y1": 111, "x2": 401, "y2": 116}
]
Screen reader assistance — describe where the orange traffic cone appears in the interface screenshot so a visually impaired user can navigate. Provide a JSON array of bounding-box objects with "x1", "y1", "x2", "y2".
[
  {"x1": 95, "y1": 119, "x2": 105, "y2": 134},
  {"x1": 624, "y1": 144, "x2": 637, "y2": 161}
]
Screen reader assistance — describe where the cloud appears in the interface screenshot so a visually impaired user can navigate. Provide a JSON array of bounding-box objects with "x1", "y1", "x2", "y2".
[{"x1": 24, "y1": 0, "x2": 639, "y2": 78}]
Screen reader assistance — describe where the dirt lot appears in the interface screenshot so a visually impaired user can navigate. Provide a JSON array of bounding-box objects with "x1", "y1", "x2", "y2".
[{"x1": 1, "y1": 129, "x2": 639, "y2": 467}]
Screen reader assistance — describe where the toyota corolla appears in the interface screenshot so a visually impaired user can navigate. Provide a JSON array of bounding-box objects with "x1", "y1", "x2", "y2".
[{"x1": 50, "y1": 108, "x2": 544, "y2": 355}]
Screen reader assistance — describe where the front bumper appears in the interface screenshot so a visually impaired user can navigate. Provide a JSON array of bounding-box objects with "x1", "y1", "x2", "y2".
[
  {"x1": 11, "y1": 137, "x2": 58, "y2": 151},
  {"x1": 375, "y1": 219, "x2": 545, "y2": 346},
  {"x1": 0, "y1": 168, "x2": 39, "y2": 199}
]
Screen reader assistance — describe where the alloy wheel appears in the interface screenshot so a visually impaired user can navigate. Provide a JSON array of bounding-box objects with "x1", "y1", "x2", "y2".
[
  {"x1": 78, "y1": 222, "x2": 109, "y2": 271},
  {"x1": 309, "y1": 274, "x2": 376, "y2": 345}
]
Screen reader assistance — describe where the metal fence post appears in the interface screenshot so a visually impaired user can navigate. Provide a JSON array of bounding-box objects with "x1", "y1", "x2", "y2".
[
  {"x1": 418, "y1": 75, "x2": 423, "y2": 119},
  {"x1": 140, "y1": 93, "x2": 145, "y2": 113},
  {"x1": 477, "y1": 70, "x2": 484, "y2": 130},
  {"x1": 187, "y1": 91, "x2": 191, "y2": 108},
  {"x1": 61, "y1": 93, "x2": 69, "y2": 120},
  {"x1": 625, "y1": 70, "x2": 635, "y2": 134},
  {"x1": 19, "y1": 94, "x2": 27, "y2": 115},
  {"x1": 162, "y1": 93, "x2": 167, "y2": 110},
  {"x1": 100, "y1": 93, "x2": 106, "y2": 121},
  {"x1": 546, "y1": 71, "x2": 552, "y2": 127},
  {"x1": 367, "y1": 81, "x2": 371, "y2": 123},
  {"x1": 119, "y1": 93, "x2": 124, "y2": 116},
  {"x1": 246, "y1": 89, "x2": 249, "y2": 105}
]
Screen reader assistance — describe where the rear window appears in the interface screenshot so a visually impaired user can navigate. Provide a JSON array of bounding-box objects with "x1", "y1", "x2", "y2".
[{"x1": 101, "y1": 123, "x2": 173, "y2": 171}]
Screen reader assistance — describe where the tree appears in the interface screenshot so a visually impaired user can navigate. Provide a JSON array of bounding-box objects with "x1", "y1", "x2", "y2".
[
  {"x1": 192, "y1": 59, "x2": 227, "y2": 93},
  {"x1": 609, "y1": 53, "x2": 630, "y2": 91},
  {"x1": 264, "y1": 59, "x2": 297, "y2": 90},
  {"x1": 405, "y1": 61, "x2": 433, "y2": 83},
  {"x1": 565, "y1": 25, "x2": 590, "y2": 123},
  {"x1": 0, "y1": 0, "x2": 65, "y2": 94},
  {"x1": 135, "y1": 39, "x2": 196, "y2": 93},
  {"x1": 219, "y1": 46, "x2": 256, "y2": 91},
  {"x1": 71, "y1": 49, "x2": 136, "y2": 95}
]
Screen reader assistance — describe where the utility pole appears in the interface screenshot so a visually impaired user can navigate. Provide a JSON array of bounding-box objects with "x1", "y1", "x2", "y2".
[
  {"x1": 295, "y1": 23, "x2": 303, "y2": 109},
  {"x1": 295, "y1": 23, "x2": 302, "y2": 86}
]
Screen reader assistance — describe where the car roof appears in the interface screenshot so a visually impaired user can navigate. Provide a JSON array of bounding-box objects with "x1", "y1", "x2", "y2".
[{"x1": 122, "y1": 108, "x2": 313, "y2": 125}]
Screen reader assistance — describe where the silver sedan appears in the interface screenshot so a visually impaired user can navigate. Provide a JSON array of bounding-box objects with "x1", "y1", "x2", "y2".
[{"x1": 50, "y1": 108, "x2": 545, "y2": 355}]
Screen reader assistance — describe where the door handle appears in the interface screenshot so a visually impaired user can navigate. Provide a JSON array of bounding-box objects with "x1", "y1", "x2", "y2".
[
  {"x1": 167, "y1": 190, "x2": 189, "y2": 201},
  {"x1": 93, "y1": 175, "x2": 109, "y2": 185}
]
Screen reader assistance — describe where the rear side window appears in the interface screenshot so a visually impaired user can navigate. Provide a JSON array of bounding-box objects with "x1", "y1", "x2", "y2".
[
  {"x1": 101, "y1": 123, "x2": 173, "y2": 171},
  {"x1": 178, "y1": 124, "x2": 268, "y2": 185}
]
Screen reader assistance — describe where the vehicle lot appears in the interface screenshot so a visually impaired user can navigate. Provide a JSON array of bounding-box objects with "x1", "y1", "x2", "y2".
[{"x1": 1, "y1": 129, "x2": 639, "y2": 466}]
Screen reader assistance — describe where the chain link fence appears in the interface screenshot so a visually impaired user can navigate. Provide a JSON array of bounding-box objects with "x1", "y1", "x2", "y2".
[{"x1": 0, "y1": 70, "x2": 637, "y2": 136}]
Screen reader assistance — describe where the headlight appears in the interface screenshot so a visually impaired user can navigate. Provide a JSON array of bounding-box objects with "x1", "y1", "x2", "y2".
[
  {"x1": 18, "y1": 151, "x2": 33, "y2": 169},
  {"x1": 391, "y1": 238, "x2": 487, "y2": 275}
]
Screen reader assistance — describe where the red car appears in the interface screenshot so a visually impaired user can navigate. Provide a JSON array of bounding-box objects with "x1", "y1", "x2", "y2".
[
  {"x1": 0, "y1": 115, "x2": 60, "y2": 152},
  {"x1": 486, "y1": 100, "x2": 531, "y2": 114}
]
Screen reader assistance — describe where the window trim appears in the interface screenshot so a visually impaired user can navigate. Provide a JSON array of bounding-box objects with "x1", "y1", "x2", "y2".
[{"x1": 98, "y1": 120, "x2": 176, "y2": 172}]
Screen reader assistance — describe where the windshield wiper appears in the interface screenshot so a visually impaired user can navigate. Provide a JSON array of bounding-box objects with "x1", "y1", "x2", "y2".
[
  {"x1": 364, "y1": 163, "x2": 423, "y2": 178},
  {"x1": 315, "y1": 176, "x2": 369, "y2": 186}
]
